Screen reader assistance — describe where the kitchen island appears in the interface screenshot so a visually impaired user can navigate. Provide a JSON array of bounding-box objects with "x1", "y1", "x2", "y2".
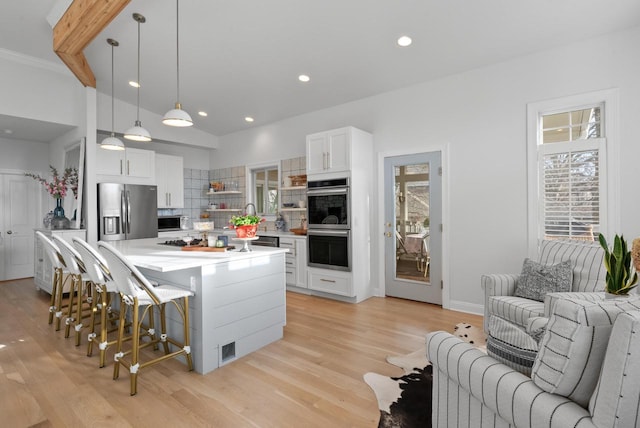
[{"x1": 108, "y1": 238, "x2": 288, "y2": 374}]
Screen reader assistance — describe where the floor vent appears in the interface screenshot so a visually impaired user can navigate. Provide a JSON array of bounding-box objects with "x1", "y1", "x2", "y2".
[{"x1": 221, "y1": 342, "x2": 236, "y2": 363}]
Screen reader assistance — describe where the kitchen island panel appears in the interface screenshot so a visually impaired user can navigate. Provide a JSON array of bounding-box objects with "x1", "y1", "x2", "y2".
[{"x1": 134, "y1": 248, "x2": 286, "y2": 374}]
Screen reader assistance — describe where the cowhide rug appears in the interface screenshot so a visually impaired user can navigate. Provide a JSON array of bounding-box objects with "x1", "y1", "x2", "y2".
[{"x1": 364, "y1": 323, "x2": 486, "y2": 428}]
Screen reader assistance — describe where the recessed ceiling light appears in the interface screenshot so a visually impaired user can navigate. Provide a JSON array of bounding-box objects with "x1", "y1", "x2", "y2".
[
  {"x1": 129, "y1": 81, "x2": 140, "y2": 88},
  {"x1": 245, "y1": 116, "x2": 254, "y2": 123},
  {"x1": 4, "y1": 129, "x2": 13, "y2": 134},
  {"x1": 397, "y1": 36, "x2": 412, "y2": 47},
  {"x1": 198, "y1": 111, "x2": 208, "y2": 117},
  {"x1": 298, "y1": 74, "x2": 310, "y2": 83}
]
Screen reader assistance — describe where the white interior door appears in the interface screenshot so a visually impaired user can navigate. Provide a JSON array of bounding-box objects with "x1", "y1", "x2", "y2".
[
  {"x1": 0, "y1": 173, "x2": 39, "y2": 280},
  {"x1": 383, "y1": 152, "x2": 442, "y2": 304}
]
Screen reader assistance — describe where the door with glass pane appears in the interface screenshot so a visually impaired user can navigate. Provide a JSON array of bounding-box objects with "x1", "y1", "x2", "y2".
[{"x1": 383, "y1": 152, "x2": 442, "y2": 304}]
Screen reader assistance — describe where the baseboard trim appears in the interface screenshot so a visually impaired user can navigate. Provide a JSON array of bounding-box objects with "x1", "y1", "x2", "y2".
[{"x1": 447, "y1": 300, "x2": 484, "y2": 316}]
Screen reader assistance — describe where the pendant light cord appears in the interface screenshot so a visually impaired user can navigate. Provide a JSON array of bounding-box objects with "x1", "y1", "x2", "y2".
[
  {"x1": 176, "y1": 0, "x2": 180, "y2": 103},
  {"x1": 136, "y1": 18, "x2": 141, "y2": 122},
  {"x1": 111, "y1": 42, "x2": 115, "y2": 133}
]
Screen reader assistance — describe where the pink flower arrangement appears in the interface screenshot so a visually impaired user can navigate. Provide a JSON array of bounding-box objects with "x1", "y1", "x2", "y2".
[{"x1": 26, "y1": 166, "x2": 78, "y2": 199}]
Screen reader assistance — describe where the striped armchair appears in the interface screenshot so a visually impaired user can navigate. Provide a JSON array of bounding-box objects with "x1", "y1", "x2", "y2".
[
  {"x1": 428, "y1": 298, "x2": 640, "y2": 427},
  {"x1": 481, "y1": 239, "x2": 606, "y2": 334}
]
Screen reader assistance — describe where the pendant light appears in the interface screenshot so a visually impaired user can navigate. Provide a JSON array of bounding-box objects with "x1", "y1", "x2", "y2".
[
  {"x1": 101, "y1": 38, "x2": 125, "y2": 151},
  {"x1": 124, "y1": 13, "x2": 152, "y2": 142},
  {"x1": 162, "y1": 0, "x2": 193, "y2": 127}
]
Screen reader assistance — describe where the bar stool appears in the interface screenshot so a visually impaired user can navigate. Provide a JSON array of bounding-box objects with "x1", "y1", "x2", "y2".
[
  {"x1": 97, "y1": 241, "x2": 194, "y2": 395},
  {"x1": 52, "y1": 235, "x2": 94, "y2": 346},
  {"x1": 35, "y1": 231, "x2": 70, "y2": 330},
  {"x1": 72, "y1": 237, "x2": 120, "y2": 368}
]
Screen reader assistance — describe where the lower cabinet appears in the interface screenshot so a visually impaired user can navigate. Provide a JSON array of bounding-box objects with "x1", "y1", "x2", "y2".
[
  {"x1": 34, "y1": 228, "x2": 86, "y2": 294},
  {"x1": 280, "y1": 236, "x2": 307, "y2": 289},
  {"x1": 307, "y1": 268, "x2": 353, "y2": 297}
]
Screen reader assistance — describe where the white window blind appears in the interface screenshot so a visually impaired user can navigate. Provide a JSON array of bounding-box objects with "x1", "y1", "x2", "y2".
[{"x1": 541, "y1": 144, "x2": 601, "y2": 240}]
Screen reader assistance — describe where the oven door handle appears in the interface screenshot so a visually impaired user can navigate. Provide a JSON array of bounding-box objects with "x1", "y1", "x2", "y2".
[
  {"x1": 307, "y1": 229, "x2": 350, "y2": 237},
  {"x1": 307, "y1": 187, "x2": 348, "y2": 196}
]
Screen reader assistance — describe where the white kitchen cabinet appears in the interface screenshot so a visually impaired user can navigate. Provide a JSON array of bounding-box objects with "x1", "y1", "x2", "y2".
[
  {"x1": 96, "y1": 147, "x2": 155, "y2": 184},
  {"x1": 306, "y1": 128, "x2": 350, "y2": 174},
  {"x1": 305, "y1": 126, "x2": 373, "y2": 303},
  {"x1": 34, "y1": 228, "x2": 86, "y2": 294},
  {"x1": 307, "y1": 268, "x2": 353, "y2": 297},
  {"x1": 156, "y1": 154, "x2": 184, "y2": 208},
  {"x1": 280, "y1": 236, "x2": 307, "y2": 289}
]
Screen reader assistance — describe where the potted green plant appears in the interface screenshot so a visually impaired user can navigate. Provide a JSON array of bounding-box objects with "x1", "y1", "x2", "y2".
[
  {"x1": 598, "y1": 233, "x2": 639, "y2": 296},
  {"x1": 229, "y1": 214, "x2": 264, "y2": 238}
]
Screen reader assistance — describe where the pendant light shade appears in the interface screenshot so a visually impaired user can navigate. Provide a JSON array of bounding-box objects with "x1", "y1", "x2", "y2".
[
  {"x1": 162, "y1": 0, "x2": 193, "y2": 127},
  {"x1": 101, "y1": 38, "x2": 125, "y2": 151},
  {"x1": 125, "y1": 13, "x2": 151, "y2": 142}
]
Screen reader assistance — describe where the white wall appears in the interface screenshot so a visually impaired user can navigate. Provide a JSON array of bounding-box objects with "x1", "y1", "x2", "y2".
[
  {"x1": 0, "y1": 138, "x2": 49, "y2": 172},
  {"x1": 212, "y1": 25, "x2": 640, "y2": 313},
  {"x1": 0, "y1": 50, "x2": 84, "y2": 127}
]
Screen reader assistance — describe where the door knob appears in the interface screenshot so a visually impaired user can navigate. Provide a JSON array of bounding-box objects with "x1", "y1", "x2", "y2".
[{"x1": 6, "y1": 230, "x2": 12, "y2": 234}]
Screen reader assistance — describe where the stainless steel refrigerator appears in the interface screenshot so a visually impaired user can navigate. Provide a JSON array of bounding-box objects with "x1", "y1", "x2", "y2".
[{"x1": 98, "y1": 183, "x2": 158, "y2": 241}]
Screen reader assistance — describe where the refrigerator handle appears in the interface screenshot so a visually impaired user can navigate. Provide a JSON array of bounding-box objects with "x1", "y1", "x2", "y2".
[
  {"x1": 126, "y1": 190, "x2": 132, "y2": 234},
  {"x1": 120, "y1": 190, "x2": 127, "y2": 234}
]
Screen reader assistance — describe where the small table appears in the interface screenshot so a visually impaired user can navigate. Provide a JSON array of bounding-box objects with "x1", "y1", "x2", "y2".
[{"x1": 405, "y1": 232, "x2": 429, "y2": 275}]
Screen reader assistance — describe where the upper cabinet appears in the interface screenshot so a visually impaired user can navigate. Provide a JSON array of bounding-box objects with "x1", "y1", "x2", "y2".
[
  {"x1": 156, "y1": 154, "x2": 184, "y2": 208},
  {"x1": 96, "y1": 147, "x2": 155, "y2": 184},
  {"x1": 306, "y1": 128, "x2": 350, "y2": 175}
]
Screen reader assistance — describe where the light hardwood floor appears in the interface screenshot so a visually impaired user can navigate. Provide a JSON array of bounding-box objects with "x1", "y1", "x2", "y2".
[{"x1": 0, "y1": 278, "x2": 482, "y2": 427}]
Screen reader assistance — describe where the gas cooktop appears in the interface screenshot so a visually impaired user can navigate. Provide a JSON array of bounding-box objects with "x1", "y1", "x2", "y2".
[{"x1": 159, "y1": 239, "x2": 203, "y2": 247}]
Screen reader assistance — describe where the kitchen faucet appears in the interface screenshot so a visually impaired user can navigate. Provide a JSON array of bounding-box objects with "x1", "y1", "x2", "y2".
[{"x1": 244, "y1": 203, "x2": 257, "y2": 215}]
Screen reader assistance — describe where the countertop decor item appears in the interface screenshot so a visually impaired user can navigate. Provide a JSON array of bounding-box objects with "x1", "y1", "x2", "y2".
[
  {"x1": 26, "y1": 165, "x2": 77, "y2": 229},
  {"x1": 599, "y1": 233, "x2": 638, "y2": 295},
  {"x1": 230, "y1": 214, "x2": 265, "y2": 238},
  {"x1": 289, "y1": 228, "x2": 307, "y2": 235}
]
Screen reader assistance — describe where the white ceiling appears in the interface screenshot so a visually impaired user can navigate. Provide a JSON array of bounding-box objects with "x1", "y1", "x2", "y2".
[{"x1": 2, "y1": 0, "x2": 640, "y2": 141}]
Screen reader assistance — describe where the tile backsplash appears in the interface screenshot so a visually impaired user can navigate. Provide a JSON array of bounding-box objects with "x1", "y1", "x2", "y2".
[{"x1": 158, "y1": 156, "x2": 306, "y2": 232}]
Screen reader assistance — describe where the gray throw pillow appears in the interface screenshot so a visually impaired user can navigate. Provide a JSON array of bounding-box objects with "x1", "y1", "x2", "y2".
[{"x1": 514, "y1": 258, "x2": 572, "y2": 302}]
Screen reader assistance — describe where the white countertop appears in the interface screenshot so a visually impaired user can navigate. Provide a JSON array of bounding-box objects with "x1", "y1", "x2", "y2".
[
  {"x1": 158, "y1": 228, "x2": 307, "y2": 239},
  {"x1": 107, "y1": 237, "x2": 289, "y2": 272}
]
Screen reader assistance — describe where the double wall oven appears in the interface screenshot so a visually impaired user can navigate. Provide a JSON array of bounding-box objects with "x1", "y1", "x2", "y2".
[{"x1": 306, "y1": 178, "x2": 351, "y2": 271}]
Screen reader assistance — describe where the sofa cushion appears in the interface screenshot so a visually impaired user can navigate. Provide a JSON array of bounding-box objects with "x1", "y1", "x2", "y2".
[
  {"x1": 514, "y1": 258, "x2": 572, "y2": 302},
  {"x1": 531, "y1": 297, "x2": 640, "y2": 408},
  {"x1": 589, "y1": 311, "x2": 640, "y2": 427},
  {"x1": 487, "y1": 296, "x2": 545, "y2": 331},
  {"x1": 538, "y1": 239, "x2": 605, "y2": 292},
  {"x1": 487, "y1": 316, "x2": 539, "y2": 375}
]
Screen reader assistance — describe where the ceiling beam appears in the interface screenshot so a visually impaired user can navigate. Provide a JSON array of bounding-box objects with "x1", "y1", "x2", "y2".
[{"x1": 53, "y1": 0, "x2": 130, "y2": 87}]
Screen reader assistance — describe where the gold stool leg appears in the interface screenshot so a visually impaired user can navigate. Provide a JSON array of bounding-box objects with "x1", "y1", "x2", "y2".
[
  {"x1": 113, "y1": 295, "x2": 127, "y2": 381},
  {"x1": 48, "y1": 268, "x2": 59, "y2": 324},
  {"x1": 54, "y1": 270, "x2": 67, "y2": 331},
  {"x1": 87, "y1": 285, "x2": 102, "y2": 357},
  {"x1": 74, "y1": 278, "x2": 86, "y2": 346},
  {"x1": 159, "y1": 303, "x2": 170, "y2": 355},
  {"x1": 64, "y1": 275, "x2": 78, "y2": 338},
  {"x1": 130, "y1": 301, "x2": 140, "y2": 396}
]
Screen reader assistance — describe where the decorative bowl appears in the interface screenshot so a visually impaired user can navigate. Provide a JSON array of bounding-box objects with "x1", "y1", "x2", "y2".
[{"x1": 289, "y1": 228, "x2": 307, "y2": 235}]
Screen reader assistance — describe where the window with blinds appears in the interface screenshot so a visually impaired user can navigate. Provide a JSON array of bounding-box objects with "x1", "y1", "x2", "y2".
[{"x1": 539, "y1": 105, "x2": 604, "y2": 241}]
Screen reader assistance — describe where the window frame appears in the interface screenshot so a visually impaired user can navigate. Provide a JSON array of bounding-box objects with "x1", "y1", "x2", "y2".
[
  {"x1": 245, "y1": 161, "x2": 280, "y2": 218},
  {"x1": 526, "y1": 89, "x2": 619, "y2": 257}
]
